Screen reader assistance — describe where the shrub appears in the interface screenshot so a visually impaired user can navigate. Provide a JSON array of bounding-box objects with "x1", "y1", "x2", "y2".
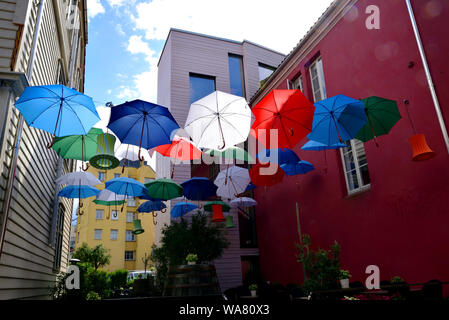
[
  {"x1": 186, "y1": 253, "x2": 198, "y2": 262},
  {"x1": 110, "y1": 269, "x2": 129, "y2": 290},
  {"x1": 86, "y1": 291, "x2": 101, "y2": 300}
]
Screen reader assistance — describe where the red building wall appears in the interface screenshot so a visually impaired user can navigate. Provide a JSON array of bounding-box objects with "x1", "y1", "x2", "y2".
[{"x1": 254, "y1": 0, "x2": 449, "y2": 289}]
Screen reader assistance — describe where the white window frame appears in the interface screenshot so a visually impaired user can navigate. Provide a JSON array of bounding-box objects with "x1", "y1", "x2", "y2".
[
  {"x1": 110, "y1": 229, "x2": 118, "y2": 240},
  {"x1": 127, "y1": 197, "x2": 136, "y2": 207},
  {"x1": 126, "y1": 212, "x2": 134, "y2": 223},
  {"x1": 98, "y1": 172, "x2": 106, "y2": 182},
  {"x1": 340, "y1": 139, "x2": 371, "y2": 195},
  {"x1": 144, "y1": 177, "x2": 154, "y2": 184},
  {"x1": 94, "y1": 229, "x2": 102, "y2": 240},
  {"x1": 96, "y1": 209, "x2": 103, "y2": 220},
  {"x1": 309, "y1": 57, "x2": 327, "y2": 102},
  {"x1": 114, "y1": 173, "x2": 121, "y2": 179},
  {"x1": 125, "y1": 230, "x2": 136, "y2": 242},
  {"x1": 288, "y1": 75, "x2": 303, "y2": 92},
  {"x1": 111, "y1": 210, "x2": 119, "y2": 221},
  {"x1": 125, "y1": 251, "x2": 135, "y2": 261}
]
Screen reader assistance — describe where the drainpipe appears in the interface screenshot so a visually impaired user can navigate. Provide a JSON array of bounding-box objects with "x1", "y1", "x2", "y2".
[
  {"x1": 0, "y1": 0, "x2": 46, "y2": 259},
  {"x1": 405, "y1": 0, "x2": 449, "y2": 154}
]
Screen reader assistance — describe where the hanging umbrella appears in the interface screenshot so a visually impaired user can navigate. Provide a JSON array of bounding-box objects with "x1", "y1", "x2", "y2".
[
  {"x1": 355, "y1": 96, "x2": 401, "y2": 146},
  {"x1": 171, "y1": 202, "x2": 198, "y2": 218},
  {"x1": 251, "y1": 90, "x2": 315, "y2": 149},
  {"x1": 308, "y1": 94, "x2": 367, "y2": 145},
  {"x1": 280, "y1": 160, "x2": 314, "y2": 176},
  {"x1": 204, "y1": 201, "x2": 231, "y2": 213},
  {"x1": 137, "y1": 200, "x2": 167, "y2": 213},
  {"x1": 93, "y1": 189, "x2": 128, "y2": 219},
  {"x1": 52, "y1": 128, "x2": 103, "y2": 171},
  {"x1": 230, "y1": 197, "x2": 258, "y2": 208},
  {"x1": 115, "y1": 143, "x2": 152, "y2": 173},
  {"x1": 184, "y1": 91, "x2": 253, "y2": 150},
  {"x1": 214, "y1": 166, "x2": 250, "y2": 200},
  {"x1": 245, "y1": 183, "x2": 257, "y2": 192},
  {"x1": 138, "y1": 193, "x2": 163, "y2": 201},
  {"x1": 55, "y1": 171, "x2": 101, "y2": 187},
  {"x1": 105, "y1": 177, "x2": 147, "y2": 211},
  {"x1": 107, "y1": 99, "x2": 180, "y2": 161},
  {"x1": 181, "y1": 177, "x2": 218, "y2": 201},
  {"x1": 145, "y1": 179, "x2": 184, "y2": 201},
  {"x1": 58, "y1": 185, "x2": 100, "y2": 215},
  {"x1": 15, "y1": 84, "x2": 100, "y2": 148},
  {"x1": 205, "y1": 146, "x2": 254, "y2": 163},
  {"x1": 249, "y1": 162, "x2": 285, "y2": 187},
  {"x1": 301, "y1": 140, "x2": 347, "y2": 151},
  {"x1": 257, "y1": 148, "x2": 300, "y2": 165}
]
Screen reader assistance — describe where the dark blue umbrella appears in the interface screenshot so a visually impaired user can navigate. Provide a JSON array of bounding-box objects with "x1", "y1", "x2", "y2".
[
  {"x1": 171, "y1": 202, "x2": 198, "y2": 218},
  {"x1": 137, "y1": 200, "x2": 167, "y2": 213},
  {"x1": 245, "y1": 183, "x2": 257, "y2": 192},
  {"x1": 181, "y1": 177, "x2": 218, "y2": 201},
  {"x1": 301, "y1": 139, "x2": 347, "y2": 151},
  {"x1": 15, "y1": 84, "x2": 100, "y2": 147},
  {"x1": 308, "y1": 94, "x2": 366, "y2": 145},
  {"x1": 138, "y1": 193, "x2": 163, "y2": 201},
  {"x1": 281, "y1": 160, "x2": 314, "y2": 176},
  {"x1": 256, "y1": 148, "x2": 300, "y2": 165},
  {"x1": 107, "y1": 99, "x2": 180, "y2": 160}
]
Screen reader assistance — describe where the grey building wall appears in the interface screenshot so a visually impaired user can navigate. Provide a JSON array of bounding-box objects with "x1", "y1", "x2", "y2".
[{"x1": 157, "y1": 28, "x2": 285, "y2": 291}]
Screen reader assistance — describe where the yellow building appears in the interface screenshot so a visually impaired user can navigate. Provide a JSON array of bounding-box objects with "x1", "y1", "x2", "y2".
[{"x1": 75, "y1": 160, "x2": 158, "y2": 272}]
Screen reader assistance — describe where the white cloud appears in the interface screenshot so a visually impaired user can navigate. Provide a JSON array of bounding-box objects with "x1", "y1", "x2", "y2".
[
  {"x1": 106, "y1": 0, "x2": 127, "y2": 7},
  {"x1": 127, "y1": 35, "x2": 156, "y2": 63},
  {"x1": 87, "y1": 0, "x2": 105, "y2": 19},
  {"x1": 132, "y1": 0, "x2": 334, "y2": 54}
]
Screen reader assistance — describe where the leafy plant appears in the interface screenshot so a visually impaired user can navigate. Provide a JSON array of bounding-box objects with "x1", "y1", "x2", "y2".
[
  {"x1": 109, "y1": 269, "x2": 128, "y2": 290},
  {"x1": 339, "y1": 269, "x2": 351, "y2": 280},
  {"x1": 86, "y1": 291, "x2": 101, "y2": 300},
  {"x1": 391, "y1": 276, "x2": 404, "y2": 283},
  {"x1": 296, "y1": 234, "x2": 341, "y2": 292},
  {"x1": 186, "y1": 253, "x2": 198, "y2": 262},
  {"x1": 142, "y1": 252, "x2": 151, "y2": 274},
  {"x1": 73, "y1": 243, "x2": 111, "y2": 270},
  {"x1": 249, "y1": 284, "x2": 258, "y2": 291}
]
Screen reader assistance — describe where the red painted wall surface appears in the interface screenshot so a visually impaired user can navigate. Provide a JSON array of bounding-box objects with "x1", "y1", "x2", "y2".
[{"x1": 253, "y1": 0, "x2": 449, "y2": 291}]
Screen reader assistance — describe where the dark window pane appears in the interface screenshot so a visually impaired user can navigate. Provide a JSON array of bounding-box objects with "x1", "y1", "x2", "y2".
[
  {"x1": 189, "y1": 73, "x2": 216, "y2": 104},
  {"x1": 228, "y1": 54, "x2": 245, "y2": 97},
  {"x1": 258, "y1": 63, "x2": 276, "y2": 87}
]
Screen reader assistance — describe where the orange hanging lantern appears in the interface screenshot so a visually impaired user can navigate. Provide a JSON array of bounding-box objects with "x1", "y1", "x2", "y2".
[
  {"x1": 409, "y1": 133, "x2": 435, "y2": 161},
  {"x1": 211, "y1": 204, "x2": 225, "y2": 223}
]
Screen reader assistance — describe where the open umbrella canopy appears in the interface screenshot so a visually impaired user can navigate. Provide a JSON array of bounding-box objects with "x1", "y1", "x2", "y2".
[
  {"x1": 137, "y1": 200, "x2": 167, "y2": 213},
  {"x1": 52, "y1": 127, "x2": 103, "y2": 161},
  {"x1": 355, "y1": 96, "x2": 401, "y2": 143},
  {"x1": 301, "y1": 139, "x2": 347, "y2": 151},
  {"x1": 95, "y1": 189, "x2": 131, "y2": 202},
  {"x1": 184, "y1": 91, "x2": 253, "y2": 150},
  {"x1": 105, "y1": 177, "x2": 147, "y2": 197},
  {"x1": 257, "y1": 148, "x2": 300, "y2": 165},
  {"x1": 204, "y1": 201, "x2": 231, "y2": 213},
  {"x1": 145, "y1": 179, "x2": 184, "y2": 201},
  {"x1": 58, "y1": 185, "x2": 100, "y2": 199},
  {"x1": 249, "y1": 162, "x2": 285, "y2": 187},
  {"x1": 181, "y1": 177, "x2": 218, "y2": 201},
  {"x1": 171, "y1": 202, "x2": 198, "y2": 218},
  {"x1": 15, "y1": 85, "x2": 100, "y2": 142},
  {"x1": 115, "y1": 143, "x2": 151, "y2": 162},
  {"x1": 281, "y1": 160, "x2": 314, "y2": 176},
  {"x1": 214, "y1": 166, "x2": 250, "y2": 200},
  {"x1": 155, "y1": 136, "x2": 202, "y2": 161},
  {"x1": 308, "y1": 94, "x2": 367, "y2": 145},
  {"x1": 230, "y1": 197, "x2": 258, "y2": 208},
  {"x1": 107, "y1": 99, "x2": 180, "y2": 158},
  {"x1": 245, "y1": 183, "x2": 257, "y2": 192},
  {"x1": 251, "y1": 90, "x2": 315, "y2": 149},
  {"x1": 55, "y1": 172, "x2": 101, "y2": 186},
  {"x1": 205, "y1": 146, "x2": 254, "y2": 163}
]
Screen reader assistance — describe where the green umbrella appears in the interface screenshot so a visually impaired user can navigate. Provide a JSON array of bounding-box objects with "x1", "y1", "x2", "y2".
[
  {"x1": 355, "y1": 96, "x2": 401, "y2": 146},
  {"x1": 145, "y1": 178, "x2": 184, "y2": 201},
  {"x1": 205, "y1": 146, "x2": 254, "y2": 162},
  {"x1": 52, "y1": 127, "x2": 104, "y2": 170},
  {"x1": 204, "y1": 200, "x2": 231, "y2": 213},
  {"x1": 93, "y1": 199, "x2": 125, "y2": 206}
]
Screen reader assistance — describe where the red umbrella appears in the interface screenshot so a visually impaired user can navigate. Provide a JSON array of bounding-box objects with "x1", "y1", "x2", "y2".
[
  {"x1": 251, "y1": 90, "x2": 315, "y2": 149},
  {"x1": 249, "y1": 162, "x2": 285, "y2": 187}
]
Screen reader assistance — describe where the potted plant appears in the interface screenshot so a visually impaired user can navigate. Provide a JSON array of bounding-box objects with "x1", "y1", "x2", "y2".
[
  {"x1": 339, "y1": 270, "x2": 351, "y2": 289},
  {"x1": 186, "y1": 253, "x2": 198, "y2": 265},
  {"x1": 249, "y1": 284, "x2": 258, "y2": 297}
]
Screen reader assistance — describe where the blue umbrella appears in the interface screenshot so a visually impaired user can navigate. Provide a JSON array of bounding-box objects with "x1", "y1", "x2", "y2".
[
  {"x1": 171, "y1": 202, "x2": 198, "y2": 218},
  {"x1": 138, "y1": 193, "x2": 163, "y2": 201},
  {"x1": 107, "y1": 99, "x2": 180, "y2": 160},
  {"x1": 308, "y1": 94, "x2": 366, "y2": 145},
  {"x1": 256, "y1": 148, "x2": 300, "y2": 165},
  {"x1": 58, "y1": 185, "x2": 100, "y2": 198},
  {"x1": 281, "y1": 160, "x2": 314, "y2": 176},
  {"x1": 15, "y1": 85, "x2": 100, "y2": 147},
  {"x1": 181, "y1": 177, "x2": 218, "y2": 201},
  {"x1": 105, "y1": 177, "x2": 147, "y2": 197},
  {"x1": 301, "y1": 140, "x2": 347, "y2": 151},
  {"x1": 245, "y1": 183, "x2": 257, "y2": 192},
  {"x1": 137, "y1": 200, "x2": 167, "y2": 213}
]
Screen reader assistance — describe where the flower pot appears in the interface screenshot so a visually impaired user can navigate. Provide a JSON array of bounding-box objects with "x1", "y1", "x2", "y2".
[
  {"x1": 188, "y1": 261, "x2": 196, "y2": 265},
  {"x1": 250, "y1": 290, "x2": 257, "y2": 297},
  {"x1": 340, "y1": 279, "x2": 350, "y2": 289}
]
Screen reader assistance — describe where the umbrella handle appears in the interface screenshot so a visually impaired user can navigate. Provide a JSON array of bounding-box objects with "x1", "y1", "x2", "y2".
[
  {"x1": 138, "y1": 148, "x2": 145, "y2": 162},
  {"x1": 121, "y1": 204, "x2": 124, "y2": 212},
  {"x1": 79, "y1": 201, "x2": 83, "y2": 208},
  {"x1": 122, "y1": 164, "x2": 125, "y2": 174},
  {"x1": 217, "y1": 116, "x2": 226, "y2": 150},
  {"x1": 171, "y1": 165, "x2": 175, "y2": 179},
  {"x1": 153, "y1": 215, "x2": 157, "y2": 225},
  {"x1": 161, "y1": 208, "x2": 167, "y2": 213},
  {"x1": 82, "y1": 162, "x2": 89, "y2": 171},
  {"x1": 46, "y1": 136, "x2": 55, "y2": 149},
  {"x1": 198, "y1": 203, "x2": 203, "y2": 209},
  {"x1": 152, "y1": 211, "x2": 158, "y2": 218}
]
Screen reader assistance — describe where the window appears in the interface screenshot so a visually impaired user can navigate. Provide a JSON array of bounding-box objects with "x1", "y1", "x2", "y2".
[
  {"x1": 53, "y1": 204, "x2": 65, "y2": 271},
  {"x1": 56, "y1": 60, "x2": 66, "y2": 85},
  {"x1": 94, "y1": 229, "x2": 102, "y2": 240},
  {"x1": 114, "y1": 174, "x2": 121, "y2": 179},
  {"x1": 125, "y1": 251, "x2": 135, "y2": 261},
  {"x1": 127, "y1": 197, "x2": 136, "y2": 207},
  {"x1": 258, "y1": 63, "x2": 276, "y2": 87},
  {"x1": 111, "y1": 210, "x2": 119, "y2": 221},
  {"x1": 144, "y1": 177, "x2": 154, "y2": 184},
  {"x1": 98, "y1": 172, "x2": 106, "y2": 181},
  {"x1": 189, "y1": 73, "x2": 216, "y2": 104},
  {"x1": 110, "y1": 229, "x2": 118, "y2": 240},
  {"x1": 239, "y1": 207, "x2": 258, "y2": 248},
  {"x1": 228, "y1": 54, "x2": 246, "y2": 97},
  {"x1": 96, "y1": 209, "x2": 103, "y2": 220},
  {"x1": 340, "y1": 139, "x2": 371, "y2": 194},
  {"x1": 309, "y1": 57, "x2": 326, "y2": 102},
  {"x1": 126, "y1": 212, "x2": 134, "y2": 223},
  {"x1": 289, "y1": 75, "x2": 303, "y2": 92},
  {"x1": 126, "y1": 230, "x2": 136, "y2": 242}
]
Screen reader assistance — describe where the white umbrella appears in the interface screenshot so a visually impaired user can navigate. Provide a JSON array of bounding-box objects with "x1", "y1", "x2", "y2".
[
  {"x1": 230, "y1": 197, "x2": 258, "y2": 208},
  {"x1": 96, "y1": 189, "x2": 132, "y2": 202},
  {"x1": 115, "y1": 143, "x2": 151, "y2": 173},
  {"x1": 56, "y1": 172, "x2": 101, "y2": 186},
  {"x1": 214, "y1": 166, "x2": 250, "y2": 200},
  {"x1": 184, "y1": 91, "x2": 253, "y2": 150}
]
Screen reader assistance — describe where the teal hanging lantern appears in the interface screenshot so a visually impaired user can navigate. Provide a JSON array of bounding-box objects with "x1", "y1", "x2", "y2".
[{"x1": 132, "y1": 219, "x2": 145, "y2": 235}]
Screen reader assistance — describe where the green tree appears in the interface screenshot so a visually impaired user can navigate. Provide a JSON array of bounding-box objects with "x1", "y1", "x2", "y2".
[{"x1": 73, "y1": 243, "x2": 111, "y2": 270}]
